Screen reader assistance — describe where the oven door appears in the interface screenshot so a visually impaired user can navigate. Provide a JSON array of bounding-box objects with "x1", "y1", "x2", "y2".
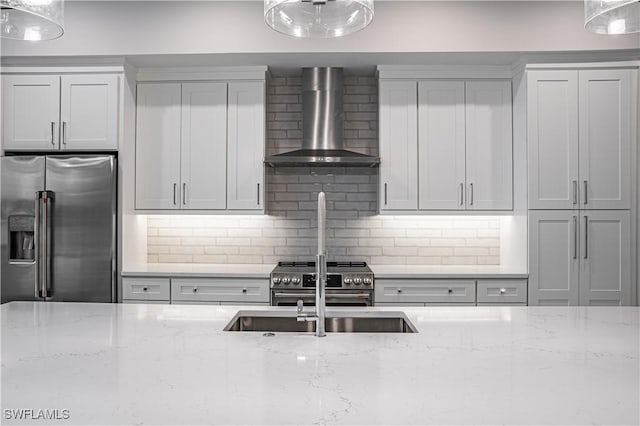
[{"x1": 271, "y1": 289, "x2": 373, "y2": 307}]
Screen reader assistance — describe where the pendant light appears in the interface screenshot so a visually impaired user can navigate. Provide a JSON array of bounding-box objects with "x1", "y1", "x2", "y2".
[
  {"x1": 264, "y1": 0, "x2": 374, "y2": 38},
  {"x1": 0, "y1": 0, "x2": 64, "y2": 40},
  {"x1": 584, "y1": 0, "x2": 639, "y2": 34}
]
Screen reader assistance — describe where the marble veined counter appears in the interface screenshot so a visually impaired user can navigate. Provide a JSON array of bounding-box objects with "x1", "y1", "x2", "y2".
[
  {"x1": 1, "y1": 302, "x2": 637, "y2": 425},
  {"x1": 371, "y1": 264, "x2": 528, "y2": 279},
  {"x1": 122, "y1": 263, "x2": 274, "y2": 278}
]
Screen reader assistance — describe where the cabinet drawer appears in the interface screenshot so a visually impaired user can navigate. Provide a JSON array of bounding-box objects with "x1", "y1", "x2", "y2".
[
  {"x1": 122, "y1": 278, "x2": 170, "y2": 301},
  {"x1": 375, "y1": 280, "x2": 476, "y2": 304},
  {"x1": 477, "y1": 280, "x2": 527, "y2": 304},
  {"x1": 171, "y1": 278, "x2": 269, "y2": 303}
]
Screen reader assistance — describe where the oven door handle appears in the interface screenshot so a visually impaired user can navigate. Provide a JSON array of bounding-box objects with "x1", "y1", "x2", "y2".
[{"x1": 272, "y1": 292, "x2": 372, "y2": 299}]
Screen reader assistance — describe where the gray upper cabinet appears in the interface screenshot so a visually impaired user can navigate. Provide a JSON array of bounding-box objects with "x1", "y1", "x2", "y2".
[
  {"x1": 527, "y1": 69, "x2": 633, "y2": 210},
  {"x1": 379, "y1": 80, "x2": 418, "y2": 211},
  {"x1": 2, "y1": 74, "x2": 119, "y2": 152},
  {"x1": 135, "y1": 79, "x2": 265, "y2": 212},
  {"x1": 380, "y1": 78, "x2": 513, "y2": 213}
]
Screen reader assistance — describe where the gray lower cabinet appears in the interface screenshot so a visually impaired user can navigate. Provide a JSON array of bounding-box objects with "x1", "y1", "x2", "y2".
[
  {"x1": 375, "y1": 279, "x2": 528, "y2": 306},
  {"x1": 170, "y1": 278, "x2": 269, "y2": 304},
  {"x1": 476, "y1": 280, "x2": 527, "y2": 305},
  {"x1": 122, "y1": 278, "x2": 171, "y2": 303},
  {"x1": 122, "y1": 277, "x2": 270, "y2": 305},
  {"x1": 375, "y1": 280, "x2": 476, "y2": 305}
]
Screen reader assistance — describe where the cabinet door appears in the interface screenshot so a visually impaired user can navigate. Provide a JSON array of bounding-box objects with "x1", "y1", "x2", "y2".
[
  {"x1": 578, "y1": 70, "x2": 632, "y2": 209},
  {"x1": 477, "y1": 280, "x2": 528, "y2": 304},
  {"x1": 375, "y1": 279, "x2": 476, "y2": 304},
  {"x1": 181, "y1": 82, "x2": 227, "y2": 210},
  {"x1": 135, "y1": 83, "x2": 182, "y2": 210},
  {"x1": 171, "y1": 278, "x2": 270, "y2": 303},
  {"x1": 418, "y1": 81, "x2": 466, "y2": 210},
  {"x1": 227, "y1": 81, "x2": 264, "y2": 210},
  {"x1": 122, "y1": 278, "x2": 170, "y2": 301},
  {"x1": 2, "y1": 75, "x2": 60, "y2": 151},
  {"x1": 465, "y1": 81, "x2": 513, "y2": 210},
  {"x1": 60, "y1": 74, "x2": 119, "y2": 150},
  {"x1": 579, "y1": 211, "x2": 631, "y2": 306},
  {"x1": 379, "y1": 80, "x2": 418, "y2": 211},
  {"x1": 527, "y1": 70, "x2": 579, "y2": 209},
  {"x1": 528, "y1": 211, "x2": 579, "y2": 306}
]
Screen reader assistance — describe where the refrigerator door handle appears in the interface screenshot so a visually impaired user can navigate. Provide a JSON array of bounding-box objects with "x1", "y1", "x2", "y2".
[
  {"x1": 37, "y1": 191, "x2": 54, "y2": 299},
  {"x1": 34, "y1": 192, "x2": 41, "y2": 298}
]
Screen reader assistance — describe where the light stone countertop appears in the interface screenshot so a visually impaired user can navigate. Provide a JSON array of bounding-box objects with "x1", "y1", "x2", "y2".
[
  {"x1": 122, "y1": 263, "x2": 274, "y2": 278},
  {"x1": 122, "y1": 263, "x2": 528, "y2": 279},
  {"x1": 1, "y1": 302, "x2": 637, "y2": 425},
  {"x1": 370, "y1": 264, "x2": 528, "y2": 279}
]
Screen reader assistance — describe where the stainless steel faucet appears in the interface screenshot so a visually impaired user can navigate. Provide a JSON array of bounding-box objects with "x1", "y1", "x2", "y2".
[{"x1": 296, "y1": 192, "x2": 327, "y2": 337}]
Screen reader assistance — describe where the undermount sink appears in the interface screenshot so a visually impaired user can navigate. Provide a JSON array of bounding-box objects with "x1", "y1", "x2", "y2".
[{"x1": 224, "y1": 310, "x2": 418, "y2": 333}]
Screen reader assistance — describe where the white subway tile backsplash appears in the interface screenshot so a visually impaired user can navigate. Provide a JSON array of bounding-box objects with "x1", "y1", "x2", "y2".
[
  {"x1": 145, "y1": 73, "x2": 500, "y2": 266},
  {"x1": 205, "y1": 246, "x2": 238, "y2": 255}
]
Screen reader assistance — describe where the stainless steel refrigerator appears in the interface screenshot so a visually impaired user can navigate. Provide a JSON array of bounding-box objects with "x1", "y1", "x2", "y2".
[{"x1": 1, "y1": 155, "x2": 116, "y2": 303}]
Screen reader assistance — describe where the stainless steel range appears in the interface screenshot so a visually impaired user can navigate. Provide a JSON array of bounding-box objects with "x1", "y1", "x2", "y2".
[{"x1": 270, "y1": 261, "x2": 374, "y2": 307}]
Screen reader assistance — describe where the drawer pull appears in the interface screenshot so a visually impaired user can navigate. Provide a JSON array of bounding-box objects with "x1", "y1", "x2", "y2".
[
  {"x1": 193, "y1": 287, "x2": 198, "y2": 293},
  {"x1": 142, "y1": 287, "x2": 148, "y2": 292},
  {"x1": 499, "y1": 288, "x2": 506, "y2": 295},
  {"x1": 447, "y1": 288, "x2": 453, "y2": 294},
  {"x1": 242, "y1": 288, "x2": 247, "y2": 294},
  {"x1": 397, "y1": 289, "x2": 402, "y2": 294}
]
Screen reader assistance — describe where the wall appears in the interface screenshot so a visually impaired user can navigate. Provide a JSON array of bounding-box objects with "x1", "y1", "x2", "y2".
[
  {"x1": 1, "y1": 1, "x2": 638, "y2": 58},
  {"x1": 146, "y1": 73, "x2": 500, "y2": 265},
  {"x1": 146, "y1": 214, "x2": 501, "y2": 265}
]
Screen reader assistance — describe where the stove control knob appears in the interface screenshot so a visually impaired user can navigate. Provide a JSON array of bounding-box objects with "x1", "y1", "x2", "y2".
[
  {"x1": 291, "y1": 277, "x2": 300, "y2": 285},
  {"x1": 355, "y1": 278, "x2": 362, "y2": 285},
  {"x1": 272, "y1": 277, "x2": 281, "y2": 285},
  {"x1": 344, "y1": 277, "x2": 352, "y2": 285},
  {"x1": 282, "y1": 277, "x2": 291, "y2": 285},
  {"x1": 363, "y1": 277, "x2": 372, "y2": 285}
]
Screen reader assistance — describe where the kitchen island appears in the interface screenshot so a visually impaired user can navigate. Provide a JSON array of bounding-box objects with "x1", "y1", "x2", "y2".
[{"x1": 1, "y1": 302, "x2": 638, "y2": 425}]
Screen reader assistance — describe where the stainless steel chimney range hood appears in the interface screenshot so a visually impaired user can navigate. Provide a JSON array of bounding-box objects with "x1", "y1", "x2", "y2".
[{"x1": 265, "y1": 67, "x2": 380, "y2": 168}]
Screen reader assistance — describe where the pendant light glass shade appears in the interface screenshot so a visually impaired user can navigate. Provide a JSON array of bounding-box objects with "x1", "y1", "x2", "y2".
[
  {"x1": 264, "y1": 0, "x2": 373, "y2": 38},
  {"x1": 584, "y1": 0, "x2": 639, "y2": 34},
  {"x1": 0, "y1": 0, "x2": 64, "y2": 40}
]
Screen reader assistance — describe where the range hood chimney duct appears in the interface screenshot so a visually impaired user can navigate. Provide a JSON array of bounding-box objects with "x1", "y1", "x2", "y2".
[{"x1": 265, "y1": 67, "x2": 380, "y2": 167}]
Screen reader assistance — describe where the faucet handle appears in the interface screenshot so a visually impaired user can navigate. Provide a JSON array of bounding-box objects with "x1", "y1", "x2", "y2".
[{"x1": 296, "y1": 299, "x2": 304, "y2": 314}]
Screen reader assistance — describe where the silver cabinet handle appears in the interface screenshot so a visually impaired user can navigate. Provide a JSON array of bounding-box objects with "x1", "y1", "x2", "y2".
[
  {"x1": 583, "y1": 180, "x2": 588, "y2": 205},
  {"x1": 173, "y1": 183, "x2": 177, "y2": 206},
  {"x1": 50, "y1": 122, "x2": 56, "y2": 146},
  {"x1": 572, "y1": 180, "x2": 577, "y2": 205},
  {"x1": 469, "y1": 183, "x2": 474, "y2": 206},
  {"x1": 192, "y1": 287, "x2": 198, "y2": 293},
  {"x1": 499, "y1": 288, "x2": 506, "y2": 295},
  {"x1": 257, "y1": 183, "x2": 260, "y2": 205},
  {"x1": 384, "y1": 183, "x2": 388, "y2": 205},
  {"x1": 182, "y1": 183, "x2": 187, "y2": 206},
  {"x1": 583, "y1": 215, "x2": 588, "y2": 259},
  {"x1": 397, "y1": 288, "x2": 402, "y2": 294},
  {"x1": 572, "y1": 215, "x2": 578, "y2": 259},
  {"x1": 459, "y1": 182, "x2": 464, "y2": 206},
  {"x1": 62, "y1": 121, "x2": 67, "y2": 145}
]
